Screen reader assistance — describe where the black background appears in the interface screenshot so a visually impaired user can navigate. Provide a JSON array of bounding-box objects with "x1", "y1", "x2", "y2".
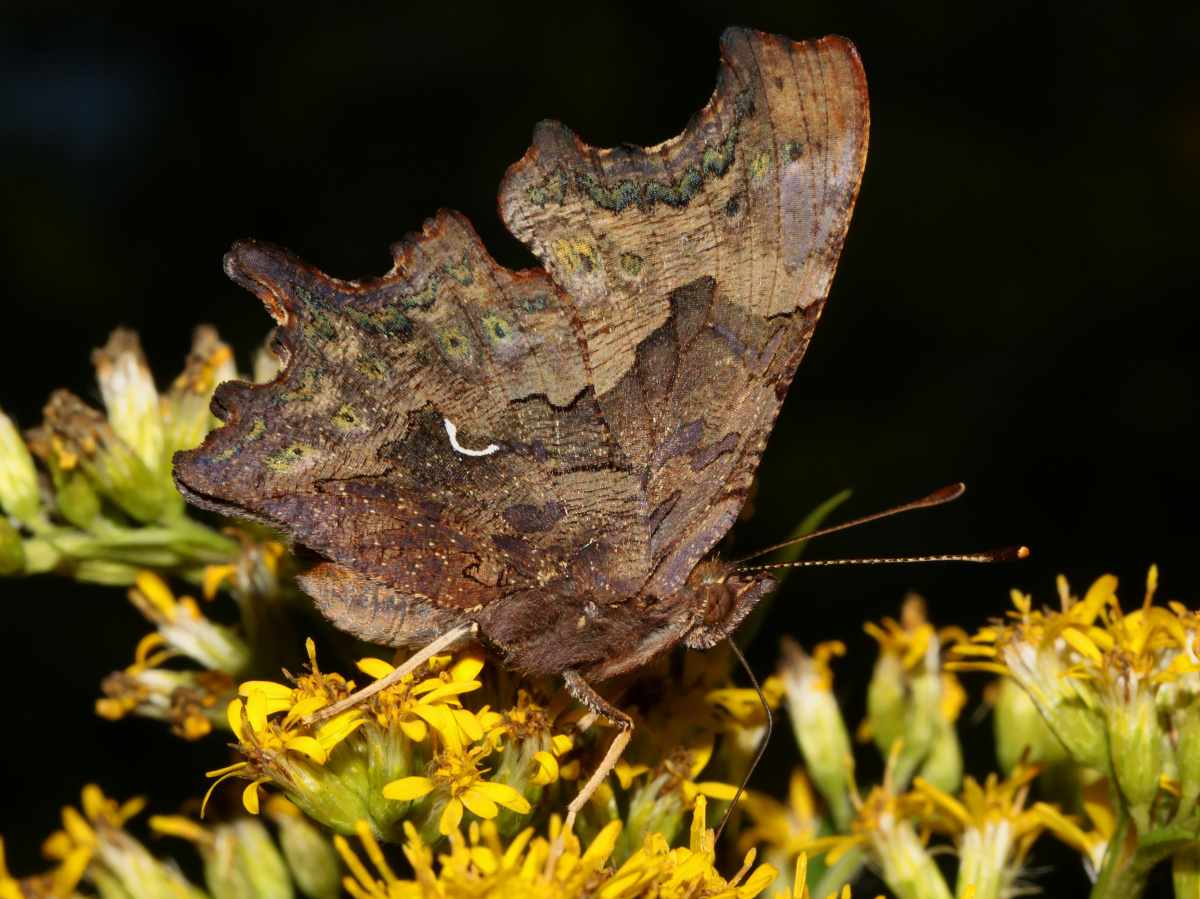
[{"x1": 2, "y1": 1, "x2": 1196, "y2": 894}]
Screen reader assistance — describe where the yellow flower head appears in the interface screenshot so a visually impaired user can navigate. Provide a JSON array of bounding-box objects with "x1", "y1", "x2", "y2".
[
  {"x1": 37, "y1": 786, "x2": 199, "y2": 899},
  {"x1": 951, "y1": 569, "x2": 1200, "y2": 812},
  {"x1": 336, "y1": 797, "x2": 778, "y2": 899},
  {"x1": 383, "y1": 743, "x2": 531, "y2": 836}
]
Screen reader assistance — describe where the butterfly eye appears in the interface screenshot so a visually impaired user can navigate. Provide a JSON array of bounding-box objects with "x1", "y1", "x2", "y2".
[{"x1": 702, "y1": 583, "x2": 737, "y2": 626}]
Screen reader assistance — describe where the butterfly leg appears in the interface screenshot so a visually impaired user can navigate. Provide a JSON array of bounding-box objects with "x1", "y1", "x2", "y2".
[
  {"x1": 546, "y1": 669, "x2": 632, "y2": 872},
  {"x1": 303, "y1": 622, "x2": 477, "y2": 725}
]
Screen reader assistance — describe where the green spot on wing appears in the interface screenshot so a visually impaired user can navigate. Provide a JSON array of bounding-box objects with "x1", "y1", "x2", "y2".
[
  {"x1": 700, "y1": 125, "x2": 738, "y2": 178},
  {"x1": 620, "y1": 252, "x2": 644, "y2": 275},
  {"x1": 526, "y1": 167, "x2": 568, "y2": 206},
  {"x1": 443, "y1": 256, "x2": 474, "y2": 285},
  {"x1": 517, "y1": 294, "x2": 548, "y2": 313},
  {"x1": 576, "y1": 173, "x2": 641, "y2": 213},
  {"x1": 264, "y1": 442, "x2": 315, "y2": 472},
  {"x1": 358, "y1": 355, "x2": 386, "y2": 380},
  {"x1": 750, "y1": 149, "x2": 771, "y2": 181},
  {"x1": 331, "y1": 405, "x2": 360, "y2": 428},
  {"x1": 438, "y1": 327, "x2": 471, "y2": 359},
  {"x1": 481, "y1": 315, "x2": 514, "y2": 342},
  {"x1": 276, "y1": 369, "x2": 321, "y2": 403},
  {"x1": 212, "y1": 416, "x2": 266, "y2": 461}
]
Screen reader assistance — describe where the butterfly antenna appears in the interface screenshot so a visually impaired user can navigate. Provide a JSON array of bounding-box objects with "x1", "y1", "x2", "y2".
[
  {"x1": 731, "y1": 483, "x2": 968, "y2": 567},
  {"x1": 715, "y1": 640, "x2": 772, "y2": 842},
  {"x1": 737, "y1": 544, "x2": 1029, "y2": 574}
]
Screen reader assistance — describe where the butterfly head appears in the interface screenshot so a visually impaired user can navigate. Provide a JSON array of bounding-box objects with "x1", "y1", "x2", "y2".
[{"x1": 681, "y1": 559, "x2": 779, "y2": 650}]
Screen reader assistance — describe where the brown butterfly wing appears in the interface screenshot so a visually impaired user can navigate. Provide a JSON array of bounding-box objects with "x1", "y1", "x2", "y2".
[
  {"x1": 499, "y1": 29, "x2": 868, "y2": 596},
  {"x1": 174, "y1": 212, "x2": 651, "y2": 645},
  {"x1": 173, "y1": 28, "x2": 869, "y2": 655}
]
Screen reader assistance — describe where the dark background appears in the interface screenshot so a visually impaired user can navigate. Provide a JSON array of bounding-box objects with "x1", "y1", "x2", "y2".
[{"x1": 2, "y1": 1, "x2": 1196, "y2": 894}]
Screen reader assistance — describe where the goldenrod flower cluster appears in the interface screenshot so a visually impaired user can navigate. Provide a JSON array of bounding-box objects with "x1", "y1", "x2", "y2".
[{"x1": 4, "y1": 327, "x2": 1200, "y2": 899}]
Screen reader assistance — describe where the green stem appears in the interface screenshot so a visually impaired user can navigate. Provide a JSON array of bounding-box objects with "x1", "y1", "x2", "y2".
[{"x1": 1089, "y1": 812, "x2": 1153, "y2": 899}]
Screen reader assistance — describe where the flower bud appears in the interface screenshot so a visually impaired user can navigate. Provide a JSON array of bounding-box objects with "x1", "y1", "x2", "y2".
[
  {"x1": 0, "y1": 406, "x2": 41, "y2": 524},
  {"x1": 92, "y1": 329, "x2": 165, "y2": 478},
  {"x1": 780, "y1": 637, "x2": 854, "y2": 830},
  {"x1": 265, "y1": 797, "x2": 342, "y2": 899}
]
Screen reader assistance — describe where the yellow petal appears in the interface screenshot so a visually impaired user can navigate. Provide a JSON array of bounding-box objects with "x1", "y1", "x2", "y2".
[
  {"x1": 357, "y1": 657, "x2": 396, "y2": 680},
  {"x1": 242, "y1": 779, "x2": 267, "y2": 814},
  {"x1": 283, "y1": 736, "x2": 327, "y2": 764},
  {"x1": 440, "y1": 797, "x2": 464, "y2": 834},
  {"x1": 695, "y1": 781, "x2": 740, "y2": 801},
  {"x1": 738, "y1": 862, "x2": 778, "y2": 897},
  {"x1": 460, "y1": 788, "x2": 499, "y2": 819},
  {"x1": 246, "y1": 688, "x2": 269, "y2": 732},
  {"x1": 315, "y1": 710, "x2": 367, "y2": 749},
  {"x1": 582, "y1": 820, "x2": 622, "y2": 869},
  {"x1": 400, "y1": 717, "x2": 428, "y2": 742},
  {"x1": 289, "y1": 695, "x2": 327, "y2": 721},
  {"x1": 475, "y1": 780, "x2": 531, "y2": 814},
  {"x1": 451, "y1": 651, "x2": 486, "y2": 682},
  {"x1": 530, "y1": 750, "x2": 559, "y2": 786},
  {"x1": 451, "y1": 707, "x2": 484, "y2": 743},
  {"x1": 227, "y1": 699, "x2": 246, "y2": 741},
  {"x1": 135, "y1": 571, "x2": 177, "y2": 615},
  {"x1": 421, "y1": 680, "x2": 482, "y2": 702},
  {"x1": 382, "y1": 777, "x2": 435, "y2": 802},
  {"x1": 1060, "y1": 627, "x2": 1104, "y2": 665},
  {"x1": 689, "y1": 731, "x2": 716, "y2": 778},
  {"x1": 202, "y1": 563, "x2": 236, "y2": 599}
]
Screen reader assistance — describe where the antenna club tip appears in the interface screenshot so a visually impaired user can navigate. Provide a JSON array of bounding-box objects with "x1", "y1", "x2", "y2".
[
  {"x1": 926, "y1": 483, "x2": 966, "y2": 504},
  {"x1": 988, "y1": 545, "x2": 1030, "y2": 562}
]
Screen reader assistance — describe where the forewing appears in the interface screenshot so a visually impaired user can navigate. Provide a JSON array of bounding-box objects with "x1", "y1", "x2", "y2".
[{"x1": 499, "y1": 29, "x2": 869, "y2": 594}]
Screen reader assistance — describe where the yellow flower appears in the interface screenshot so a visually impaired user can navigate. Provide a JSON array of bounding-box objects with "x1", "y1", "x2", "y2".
[
  {"x1": 779, "y1": 638, "x2": 855, "y2": 830},
  {"x1": 96, "y1": 632, "x2": 235, "y2": 740},
  {"x1": 210, "y1": 681, "x2": 367, "y2": 816},
  {"x1": 739, "y1": 768, "x2": 823, "y2": 859},
  {"x1": 337, "y1": 796, "x2": 777, "y2": 899},
  {"x1": 356, "y1": 650, "x2": 485, "y2": 749},
  {"x1": 739, "y1": 769, "x2": 824, "y2": 897},
  {"x1": 910, "y1": 764, "x2": 1051, "y2": 899},
  {"x1": 861, "y1": 595, "x2": 965, "y2": 796},
  {"x1": 37, "y1": 785, "x2": 200, "y2": 898},
  {"x1": 1029, "y1": 777, "x2": 1118, "y2": 879},
  {"x1": 162, "y1": 324, "x2": 238, "y2": 459},
  {"x1": 805, "y1": 745, "x2": 953, "y2": 899},
  {"x1": 383, "y1": 743, "x2": 531, "y2": 836},
  {"x1": 125, "y1": 570, "x2": 251, "y2": 675},
  {"x1": 91, "y1": 328, "x2": 166, "y2": 477},
  {"x1": 0, "y1": 834, "x2": 88, "y2": 899},
  {"x1": 950, "y1": 570, "x2": 1200, "y2": 817}
]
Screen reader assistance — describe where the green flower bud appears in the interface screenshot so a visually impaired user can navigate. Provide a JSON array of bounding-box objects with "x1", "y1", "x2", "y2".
[
  {"x1": 780, "y1": 637, "x2": 854, "y2": 830},
  {"x1": 92, "y1": 329, "x2": 166, "y2": 479},
  {"x1": 0, "y1": 406, "x2": 41, "y2": 524},
  {"x1": 163, "y1": 326, "x2": 237, "y2": 459},
  {"x1": 205, "y1": 818, "x2": 293, "y2": 899},
  {"x1": 993, "y1": 676, "x2": 1070, "y2": 776},
  {"x1": 265, "y1": 798, "x2": 342, "y2": 899},
  {"x1": 36, "y1": 389, "x2": 173, "y2": 523}
]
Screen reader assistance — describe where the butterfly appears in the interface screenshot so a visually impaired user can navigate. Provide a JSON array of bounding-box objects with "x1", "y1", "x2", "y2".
[{"x1": 173, "y1": 26, "x2": 869, "y2": 835}]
